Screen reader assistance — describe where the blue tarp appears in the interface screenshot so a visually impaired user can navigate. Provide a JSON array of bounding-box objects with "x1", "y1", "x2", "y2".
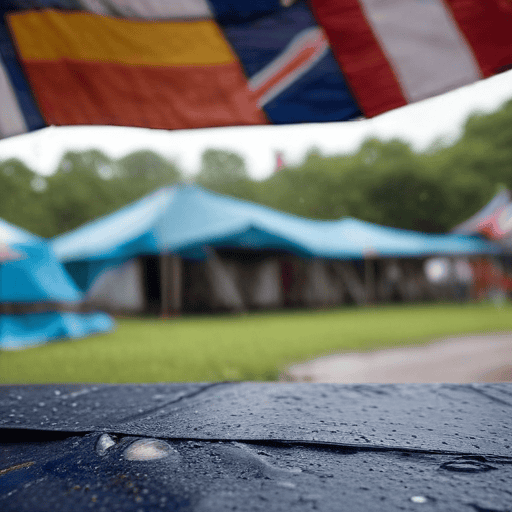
[
  {"x1": 53, "y1": 185, "x2": 500, "y2": 269},
  {"x1": 1, "y1": 218, "x2": 116, "y2": 349},
  {"x1": 0, "y1": 311, "x2": 115, "y2": 350},
  {"x1": 0, "y1": 218, "x2": 80, "y2": 302}
]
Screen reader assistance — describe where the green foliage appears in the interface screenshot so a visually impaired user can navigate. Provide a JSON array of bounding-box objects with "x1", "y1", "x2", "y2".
[
  {"x1": 1, "y1": 303, "x2": 511, "y2": 383},
  {"x1": 2, "y1": 95, "x2": 512, "y2": 237},
  {"x1": 0, "y1": 159, "x2": 55, "y2": 237},
  {"x1": 44, "y1": 150, "x2": 118, "y2": 234},
  {"x1": 116, "y1": 150, "x2": 182, "y2": 197},
  {"x1": 194, "y1": 149, "x2": 256, "y2": 200},
  {"x1": 253, "y1": 99, "x2": 512, "y2": 232},
  {"x1": 1, "y1": 149, "x2": 182, "y2": 237}
]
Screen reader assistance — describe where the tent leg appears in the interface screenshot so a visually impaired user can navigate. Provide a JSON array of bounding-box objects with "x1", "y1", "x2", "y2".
[
  {"x1": 169, "y1": 255, "x2": 182, "y2": 315},
  {"x1": 332, "y1": 262, "x2": 365, "y2": 305},
  {"x1": 161, "y1": 254, "x2": 169, "y2": 317},
  {"x1": 365, "y1": 257, "x2": 375, "y2": 305},
  {"x1": 161, "y1": 254, "x2": 182, "y2": 317}
]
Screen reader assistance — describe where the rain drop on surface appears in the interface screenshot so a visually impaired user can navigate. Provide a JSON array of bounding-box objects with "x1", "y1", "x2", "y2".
[
  {"x1": 440, "y1": 459, "x2": 497, "y2": 473},
  {"x1": 96, "y1": 433, "x2": 116, "y2": 456},
  {"x1": 276, "y1": 481, "x2": 296, "y2": 489},
  {"x1": 124, "y1": 439, "x2": 175, "y2": 461},
  {"x1": 411, "y1": 496, "x2": 428, "y2": 504}
]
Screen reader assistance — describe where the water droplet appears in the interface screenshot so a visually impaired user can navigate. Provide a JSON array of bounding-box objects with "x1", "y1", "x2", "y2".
[
  {"x1": 96, "y1": 434, "x2": 116, "y2": 456},
  {"x1": 54, "y1": 390, "x2": 61, "y2": 396},
  {"x1": 276, "y1": 481, "x2": 296, "y2": 489},
  {"x1": 124, "y1": 439, "x2": 175, "y2": 461},
  {"x1": 38, "y1": 402, "x2": 46, "y2": 407},
  {"x1": 440, "y1": 458, "x2": 497, "y2": 473},
  {"x1": 411, "y1": 496, "x2": 428, "y2": 504}
]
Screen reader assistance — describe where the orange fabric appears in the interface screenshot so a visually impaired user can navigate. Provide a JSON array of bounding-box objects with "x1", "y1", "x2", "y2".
[
  {"x1": 8, "y1": 10, "x2": 235, "y2": 66},
  {"x1": 22, "y1": 61, "x2": 267, "y2": 129},
  {"x1": 8, "y1": 9, "x2": 267, "y2": 130}
]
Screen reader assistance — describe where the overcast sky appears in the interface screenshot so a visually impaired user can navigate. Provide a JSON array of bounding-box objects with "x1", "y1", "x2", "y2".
[{"x1": 1, "y1": 69, "x2": 512, "y2": 181}]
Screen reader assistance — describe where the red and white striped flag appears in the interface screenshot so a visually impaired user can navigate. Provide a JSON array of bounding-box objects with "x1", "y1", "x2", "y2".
[{"x1": 312, "y1": 0, "x2": 512, "y2": 117}]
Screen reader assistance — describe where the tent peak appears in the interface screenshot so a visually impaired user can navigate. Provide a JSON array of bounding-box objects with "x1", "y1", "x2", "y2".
[{"x1": 0, "y1": 218, "x2": 41, "y2": 245}]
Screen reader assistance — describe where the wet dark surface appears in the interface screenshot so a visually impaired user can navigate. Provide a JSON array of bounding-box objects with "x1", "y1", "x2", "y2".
[
  {"x1": 1, "y1": 384, "x2": 511, "y2": 511},
  {"x1": 1, "y1": 432, "x2": 512, "y2": 512},
  {"x1": 1, "y1": 383, "x2": 511, "y2": 455}
]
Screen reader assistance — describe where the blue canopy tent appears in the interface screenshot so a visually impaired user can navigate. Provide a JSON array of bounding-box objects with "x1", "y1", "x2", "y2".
[
  {"x1": 52, "y1": 185, "x2": 499, "y2": 313},
  {"x1": 0, "y1": 218, "x2": 115, "y2": 350},
  {"x1": 53, "y1": 185, "x2": 498, "y2": 262}
]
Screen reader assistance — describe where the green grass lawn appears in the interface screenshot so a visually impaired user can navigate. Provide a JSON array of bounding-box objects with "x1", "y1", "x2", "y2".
[{"x1": 2, "y1": 302, "x2": 512, "y2": 383}]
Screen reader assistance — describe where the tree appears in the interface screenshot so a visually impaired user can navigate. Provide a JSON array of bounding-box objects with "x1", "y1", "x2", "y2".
[
  {"x1": 195, "y1": 149, "x2": 255, "y2": 199},
  {"x1": 44, "y1": 149, "x2": 183, "y2": 235},
  {"x1": 0, "y1": 158, "x2": 54, "y2": 236},
  {"x1": 116, "y1": 150, "x2": 181, "y2": 193}
]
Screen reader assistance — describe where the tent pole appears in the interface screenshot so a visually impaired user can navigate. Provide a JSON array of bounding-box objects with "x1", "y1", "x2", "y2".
[
  {"x1": 0, "y1": 263, "x2": 4, "y2": 323},
  {"x1": 160, "y1": 253, "x2": 169, "y2": 317},
  {"x1": 365, "y1": 256, "x2": 375, "y2": 305},
  {"x1": 169, "y1": 255, "x2": 182, "y2": 315}
]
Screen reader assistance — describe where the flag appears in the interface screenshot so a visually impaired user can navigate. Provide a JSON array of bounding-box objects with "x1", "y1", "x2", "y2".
[
  {"x1": 1, "y1": 0, "x2": 512, "y2": 138},
  {"x1": 478, "y1": 204, "x2": 512, "y2": 240},
  {"x1": 452, "y1": 189, "x2": 512, "y2": 241},
  {"x1": 274, "y1": 151, "x2": 285, "y2": 173}
]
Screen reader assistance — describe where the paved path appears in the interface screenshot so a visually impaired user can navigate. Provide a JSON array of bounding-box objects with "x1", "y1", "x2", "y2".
[{"x1": 283, "y1": 332, "x2": 512, "y2": 383}]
